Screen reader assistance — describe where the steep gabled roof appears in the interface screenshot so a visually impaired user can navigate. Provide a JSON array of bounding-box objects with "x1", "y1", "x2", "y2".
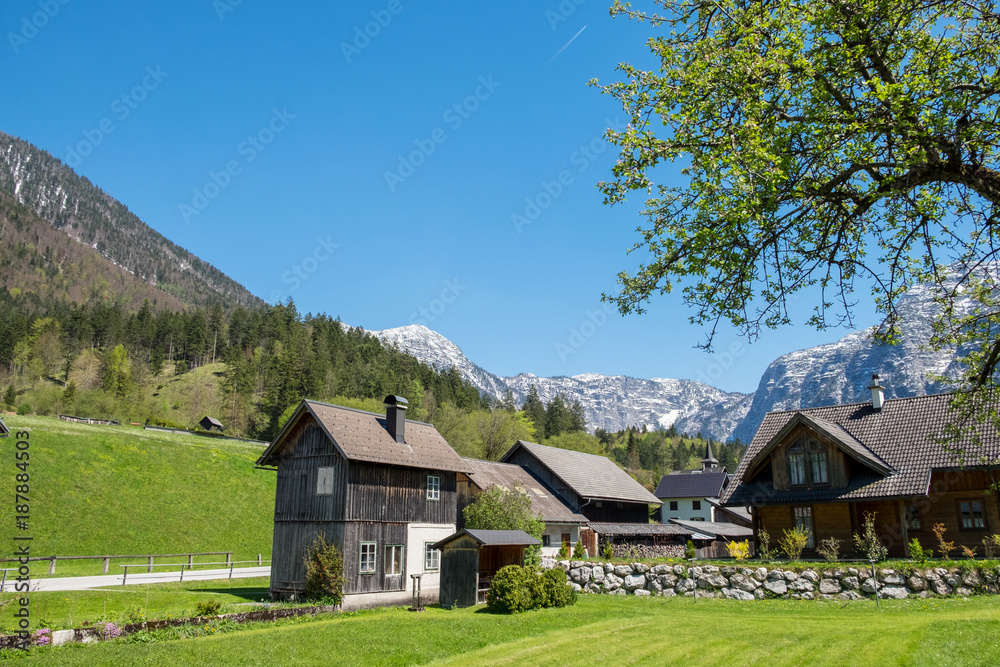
[
  {"x1": 257, "y1": 400, "x2": 471, "y2": 473},
  {"x1": 654, "y1": 470, "x2": 728, "y2": 499},
  {"x1": 500, "y1": 440, "x2": 661, "y2": 506},
  {"x1": 433, "y1": 529, "x2": 541, "y2": 549},
  {"x1": 723, "y1": 392, "x2": 1000, "y2": 506},
  {"x1": 462, "y1": 458, "x2": 589, "y2": 524}
]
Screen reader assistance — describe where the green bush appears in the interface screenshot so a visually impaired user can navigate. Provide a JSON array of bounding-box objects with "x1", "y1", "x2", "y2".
[
  {"x1": 195, "y1": 599, "x2": 222, "y2": 617},
  {"x1": 303, "y1": 533, "x2": 345, "y2": 604},
  {"x1": 487, "y1": 565, "x2": 577, "y2": 614},
  {"x1": 684, "y1": 540, "x2": 696, "y2": 559},
  {"x1": 487, "y1": 565, "x2": 536, "y2": 614},
  {"x1": 557, "y1": 542, "x2": 569, "y2": 559},
  {"x1": 779, "y1": 527, "x2": 811, "y2": 561},
  {"x1": 601, "y1": 542, "x2": 613, "y2": 560},
  {"x1": 572, "y1": 540, "x2": 586, "y2": 559},
  {"x1": 909, "y1": 538, "x2": 929, "y2": 563}
]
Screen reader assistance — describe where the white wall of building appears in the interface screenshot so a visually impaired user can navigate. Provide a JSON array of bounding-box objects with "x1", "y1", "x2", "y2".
[
  {"x1": 540, "y1": 523, "x2": 581, "y2": 557},
  {"x1": 660, "y1": 498, "x2": 714, "y2": 522}
]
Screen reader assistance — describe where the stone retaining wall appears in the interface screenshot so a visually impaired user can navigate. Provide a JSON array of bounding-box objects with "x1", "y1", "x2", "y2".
[{"x1": 542, "y1": 559, "x2": 1000, "y2": 601}]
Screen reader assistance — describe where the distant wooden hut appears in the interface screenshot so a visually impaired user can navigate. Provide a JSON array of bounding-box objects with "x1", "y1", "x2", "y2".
[
  {"x1": 0, "y1": 419, "x2": 9, "y2": 437},
  {"x1": 199, "y1": 416, "x2": 224, "y2": 432},
  {"x1": 433, "y1": 529, "x2": 541, "y2": 608}
]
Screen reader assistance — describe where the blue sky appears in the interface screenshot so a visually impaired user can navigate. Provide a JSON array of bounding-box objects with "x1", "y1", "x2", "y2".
[{"x1": 2, "y1": 0, "x2": 878, "y2": 393}]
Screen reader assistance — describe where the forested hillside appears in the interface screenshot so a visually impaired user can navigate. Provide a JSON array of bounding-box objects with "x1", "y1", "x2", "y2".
[{"x1": 0, "y1": 130, "x2": 262, "y2": 310}]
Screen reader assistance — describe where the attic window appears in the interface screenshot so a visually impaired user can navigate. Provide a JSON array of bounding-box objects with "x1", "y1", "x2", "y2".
[
  {"x1": 316, "y1": 467, "x2": 334, "y2": 496},
  {"x1": 787, "y1": 436, "x2": 829, "y2": 487},
  {"x1": 427, "y1": 475, "x2": 440, "y2": 501}
]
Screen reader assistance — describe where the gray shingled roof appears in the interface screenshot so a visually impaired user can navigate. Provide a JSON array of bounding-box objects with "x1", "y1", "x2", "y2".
[
  {"x1": 705, "y1": 498, "x2": 752, "y2": 523},
  {"x1": 723, "y1": 392, "x2": 1000, "y2": 506},
  {"x1": 653, "y1": 470, "x2": 728, "y2": 499},
  {"x1": 500, "y1": 440, "x2": 662, "y2": 505},
  {"x1": 668, "y1": 519, "x2": 753, "y2": 540},
  {"x1": 463, "y1": 458, "x2": 589, "y2": 524},
  {"x1": 257, "y1": 400, "x2": 471, "y2": 473},
  {"x1": 588, "y1": 522, "x2": 692, "y2": 537},
  {"x1": 433, "y1": 529, "x2": 541, "y2": 549}
]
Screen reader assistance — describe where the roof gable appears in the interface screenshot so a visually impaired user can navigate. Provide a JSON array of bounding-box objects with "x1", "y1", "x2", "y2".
[
  {"x1": 433, "y1": 529, "x2": 540, "y2": 549},
  {"x1": 257, "y1": 400, "x2": 471, "y2": 473},
  {"x1": 499, "y1": 440, "x2": 661, "y2": 506},
  {"x1": 462, "y1": 458, "x2": 589, "y2": 524},
  {"x1": 723, "y1": 392, "x2": 1000, "y2": 505}
]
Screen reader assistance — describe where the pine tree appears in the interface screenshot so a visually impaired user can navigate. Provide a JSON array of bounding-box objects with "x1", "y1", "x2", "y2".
[{"x1": 522, "y1": 385, "x2": 546, "y2": 440}]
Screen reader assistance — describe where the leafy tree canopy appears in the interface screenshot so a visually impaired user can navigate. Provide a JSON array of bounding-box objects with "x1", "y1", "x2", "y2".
[{"x1": 594, "y1": 0, "x2": 1000, "y2": 394}]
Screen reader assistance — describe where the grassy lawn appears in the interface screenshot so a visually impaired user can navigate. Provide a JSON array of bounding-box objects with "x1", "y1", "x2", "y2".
[
  {"x1": 0, "y1": 577, "x2": 274, "y2": 633},
  {"x1": 5, "y1": 594, "x2": 999, "y2": 666},
  {"x1": 0, "y1": 415, "x2": 275, "y2": 578}
]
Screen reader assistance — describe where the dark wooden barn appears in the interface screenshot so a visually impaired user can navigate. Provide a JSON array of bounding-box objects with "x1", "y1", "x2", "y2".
[
  {"x1": 434, "y1": 529, "x2": 541, "y2": 608},
  {"x1": 199, "y1": 416, "x2": 224, "y2": 432},
  {"x1": 256, "y1": 396, "x2": 471, "y2": 609}
]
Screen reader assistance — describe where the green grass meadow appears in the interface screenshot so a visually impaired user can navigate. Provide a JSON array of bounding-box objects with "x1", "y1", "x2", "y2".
[
  {"x1": 5, "y1": 593, "x2": 999, "y2": 666},
  {"x1": 0, "y1": 415, "x2": 275, "y2": 577}
]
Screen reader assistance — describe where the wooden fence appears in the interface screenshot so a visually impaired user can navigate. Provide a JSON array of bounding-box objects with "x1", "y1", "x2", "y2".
[{"x1": 1, "y1": 551, "x2": 237, "y2": 575}]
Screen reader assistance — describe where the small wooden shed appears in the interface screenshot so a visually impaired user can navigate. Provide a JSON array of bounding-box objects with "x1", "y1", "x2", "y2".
[
  {"x1": 199, "y1": 416, "x2": 224, "y2": 432},
  {"x1": 433, "y1": 529, "x2": 541, "y2": 608}
]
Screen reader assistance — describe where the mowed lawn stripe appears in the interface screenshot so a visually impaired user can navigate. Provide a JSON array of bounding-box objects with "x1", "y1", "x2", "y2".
[{"x1": 14, "y1": 596, "x2": 1000, "y2": 666}]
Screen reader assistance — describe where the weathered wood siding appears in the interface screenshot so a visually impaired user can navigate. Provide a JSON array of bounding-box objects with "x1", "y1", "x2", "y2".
[
  {"x1": 893, "y1": 470, "x2": 1000, "y2": 555},
  {"x1": 504, "y1": 449, "x2": 583, "y2": 509},
  {"x1": 342, "y1": 522, "x2": 408, "y2": 594},
  {"x1": 455, "y1": 472, "x2": 477, "y2": 529},
  {"x1": 269, "y1": 521, "x2": 345, "y2": 596},
  {"x1": 439, "y1": 542, "x2": 479, "y2": 608},
  {"x1": 583, "y1": 501, "x2": 650, "y2": 524},
  {"x1": 346, "y1": 463, "x2": 457, "y2": 524}
]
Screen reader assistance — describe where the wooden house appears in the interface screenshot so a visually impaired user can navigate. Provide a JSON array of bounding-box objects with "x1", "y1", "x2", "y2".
[
  {"x1": 722, "y1": 378, "x2": 1000, "y2": 558},
  {"x1": 434, "y1": 529, "x2": 540, "y2": 607},
  {"x1": 457, "y1": 457, "x2": 589, "y2": 557},
  {"x1": 199, "y1": 416, "x2": 224, "y2": 432},
  {"x1": 499, "y1": 440, "x2": 662, "y2": 555},
  {"x1": 256, "y1": 396, "x2": 471, "y2": 609}
]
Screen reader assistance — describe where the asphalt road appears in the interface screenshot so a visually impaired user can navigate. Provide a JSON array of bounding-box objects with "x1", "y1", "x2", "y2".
[{"x1": 1, "y1": 566, "x2": 271, "y2": 592}]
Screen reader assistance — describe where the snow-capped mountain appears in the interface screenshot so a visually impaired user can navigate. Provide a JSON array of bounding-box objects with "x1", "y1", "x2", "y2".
[
  {"x1": 376, "y1": 279, "x2": 973, "y2": 444},
  {"x1": 374, "y1": 324, "x2": 754, "y2": 441},
  {"x1": 729, "y1": 281, "x2": 968, "y2": 442}
]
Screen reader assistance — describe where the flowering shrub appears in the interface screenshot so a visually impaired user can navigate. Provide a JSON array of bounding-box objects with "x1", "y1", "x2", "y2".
[
  {"x1": 32, "y1": 628, "x2": 51, "y2": 646},
  {"x1": 102, "y1": 622, "x2": 122, "y2": 641},
  {"x1": 726, "y1": 540, "x2": 751, "y2": 561}
]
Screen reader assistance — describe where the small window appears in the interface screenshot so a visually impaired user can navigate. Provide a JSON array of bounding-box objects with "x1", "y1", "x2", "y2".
[
  {"x1": 959, "y1": 500, "x2": 985, "y2": 529},
  {"x1": 905, "y1": 505, "x2": 921, "y2": 531},
  {"x1": 542, "y1": 535, "x2": 551, "y2": 547},
  {"x1": 692, "y1": 500, "x2": 701, "y2": 511},
  {"x1": 788, "y1": 442, "x2": 807, "y2": 486},
  {"x1": 793, "y1": 507, "x2": 815, "y2": 548},
  {"x1": 424, "y1": 543, "x2": 439, "y2": 571},
  {"x1": 385, "y1": 545, "x2": 403, "y2": 576},
  {"x1": 316, "y1": 467, "x2": 334, "y2": 495},
  {"x1": 809, "y1": 441, "x2": 829, "y2": 484},
  {"x1": 359, "y1": 542, "x2": 376, "y2": 574},
  {"x1": 669, "y1": 501, "x2": 678, "y2": 511},
  {"x1": 427, "y1": 475, "x2": 440, "y2": 501},
  {"x1": 691, "y1": 517, "x2": 705, "y2": 522}
]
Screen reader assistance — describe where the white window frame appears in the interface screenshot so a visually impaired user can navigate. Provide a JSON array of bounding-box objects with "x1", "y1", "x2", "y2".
[
  {"x1": 316, "y1": 467, "x2": 334, "y2": 495},
  {"x1": 427, "y1": 475, "x2": 440, "y2": 501},
  {"x1": 359, "y1": 541, "x2": 377, "y2": 574},
  {"x1": 793, "y1": 506, "x2": 815, "y2": 548},
  {"x1": 424, "y1": 542, "x2": 440, "y2": 572},
  {"x1": 385, "y1": 544, "x2": 404, "y2": 576}
]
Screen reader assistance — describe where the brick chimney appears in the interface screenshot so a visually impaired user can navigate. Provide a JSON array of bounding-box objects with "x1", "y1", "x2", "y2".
[
  {"x1": 384, "y1": 395, "x2": 409, "y2": 443},
  {"x1": 868, "y1": 374, "x2": 885, "y2": 411}
]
